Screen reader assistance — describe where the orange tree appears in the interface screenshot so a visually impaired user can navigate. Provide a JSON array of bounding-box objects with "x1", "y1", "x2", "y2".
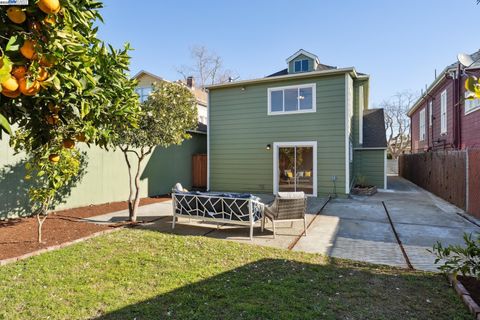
[{"x1": 0, "y1": 0, "x2": 140, "y2": 241}]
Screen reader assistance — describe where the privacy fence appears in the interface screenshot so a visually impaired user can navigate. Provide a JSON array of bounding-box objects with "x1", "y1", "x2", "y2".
[{"x1": 399, "y1": 150, "x2": 480, "y2": 219}]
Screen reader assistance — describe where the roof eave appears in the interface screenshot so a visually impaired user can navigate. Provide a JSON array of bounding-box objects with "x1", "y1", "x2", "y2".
[
  {"x1": 407, "y1": 66, "x2": 456, "y2": 116},
  {"x1": 206, "y1": 68, "x2": 364, "y2": 90}
]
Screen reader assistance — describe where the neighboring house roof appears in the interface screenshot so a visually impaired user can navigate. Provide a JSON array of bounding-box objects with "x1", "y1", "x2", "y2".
[
  {"x1": 206, "y1": 67, "x2": 367, "y2": 89},
  {"x1": 175, "y1": 79, "x2": 208, "y2": 106},
  {"x1": 362, "y1": 109, "x2": 387, "y2": 148},
  {"x1": 132, "y1": 70, "x2": 163, "y2": 82},
  {"x1": 408, "y1": 49, "x2": 480, "y2": 116},
  {"x1": 285, "y1": 49, "x2": 320, "y2": 64},
  {"x1": 266, "y1": 62, "x2": 337, "y2": 78}
]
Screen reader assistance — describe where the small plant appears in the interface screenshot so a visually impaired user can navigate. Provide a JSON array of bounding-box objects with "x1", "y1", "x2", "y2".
[
  {"x1": 430, "y1": 232, "x2": 480, "y2": 280},
  {"x1": 355, "y1": 174, "x2": 368, "y2": 188}
]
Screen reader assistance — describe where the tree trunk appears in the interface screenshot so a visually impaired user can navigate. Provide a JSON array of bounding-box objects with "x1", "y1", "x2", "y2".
[
  {"x1": 130, "y1": 156, "x2": 142, "y2": 222},
  {"x1": 36, "y1": 199, "x2": 50, "y2": 243},
  {"x1": 121, "y1": 148, "x2": 135, "y2": 219}
]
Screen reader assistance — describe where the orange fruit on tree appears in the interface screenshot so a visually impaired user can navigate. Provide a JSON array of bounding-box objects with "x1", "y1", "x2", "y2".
[
  {"x1": 12, "y1": 66, "x2": 27, "y2": 79},
  {"x1": 7, "y1": 7, "x2": 26, "y2": 24},
  {"x1": 37, "y1": 67, "x2": 48, "y2": 81},
  {"x1": 19, "y1": 78, "x2": 41, "y2": 96},
  {"x1": 38, "y1": 0, "x2": 61, "y2": 14},
  {"x1": 1, "y1": 76, "x2": 19, "y2": 92},
  {"x1": 75, "y1": 132, "x2": 86, "y2": 142},
  {"x1": 49, "y1": 154, "x2": 60, "y2": 163},
  {"x1": 1, "y1": 89, "x2": 20, "y2": 99},
  {"x1": 43, "y1": 15, "x2": 56, "y2": 25},
  {"x1": 46, "y1": 114, "x2": 59, "y2": 125},
  {"x1": 20, "y1": 40, "x2": 36, "y2": 60},
  {"x1": 63, "y1": 139, "x2": 75, "y2": 149}
]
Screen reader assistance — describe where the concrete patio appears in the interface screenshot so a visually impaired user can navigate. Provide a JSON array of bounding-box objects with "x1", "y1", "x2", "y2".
[{"x1": 85, "y1": 176, "x2": 480, "y2": 272}]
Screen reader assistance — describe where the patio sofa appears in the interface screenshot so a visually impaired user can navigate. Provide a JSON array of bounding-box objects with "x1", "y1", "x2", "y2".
[{"x1": 171, "y1": 191, "x2": 264, "y2": 240}]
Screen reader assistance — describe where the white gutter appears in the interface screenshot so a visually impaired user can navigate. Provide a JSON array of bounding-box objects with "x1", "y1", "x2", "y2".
[{"x1": 206, "y1": 67, "x2": 364, "y2": 90}]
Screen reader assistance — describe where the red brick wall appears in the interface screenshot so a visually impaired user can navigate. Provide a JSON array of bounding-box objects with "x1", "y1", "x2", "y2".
[
  {"x1": 461, "y1": 80, "x2": 480, "y2": 149},
  {"x1": 410, "y1": 78, "x2": 455, "y2": 153}
]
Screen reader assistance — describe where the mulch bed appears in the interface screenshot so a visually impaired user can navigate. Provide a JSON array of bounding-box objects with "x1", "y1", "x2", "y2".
[
  {"x1": 458, "y1": 275, "x2": 480, "y2": 306},
  {"x1": 0, "y1": 196, "x2": 170, "y2": 261}
]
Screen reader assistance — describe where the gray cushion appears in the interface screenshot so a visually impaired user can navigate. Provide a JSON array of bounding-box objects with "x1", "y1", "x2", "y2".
[{"x1": 277, "y1": 192, "x2": 305, "y2": 199}]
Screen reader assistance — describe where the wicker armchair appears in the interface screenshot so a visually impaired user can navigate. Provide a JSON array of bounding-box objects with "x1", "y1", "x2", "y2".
[{"x1": 262, "y1": 192, "x2": 307, "y2": 238}]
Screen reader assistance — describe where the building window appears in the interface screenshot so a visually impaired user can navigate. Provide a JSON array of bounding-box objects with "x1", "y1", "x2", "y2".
[
  {"x1": 268, "y1": 84, "x2": 316, "y2": 115},
  {"x1": 428, "y1": 101, "x2": 433, "y2": 126},
  {"x1": 136, "y1": 87, "x2": 152, "y2": 103},
  {"x1": 419, "y1": 109, "x2": 426, "y2": 141},
  {"x1": 465, "y1": 92, "x2": 480, "y2": 115},
  {"x1": 440, "y1": 90, "x2": 447, "y2": 134},
  {"x1": 294, "y1": 59, "x2": 309, "y2": 72}
]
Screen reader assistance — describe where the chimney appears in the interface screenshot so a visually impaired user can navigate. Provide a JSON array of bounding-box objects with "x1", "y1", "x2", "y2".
[{"x1": 186, "y1": 76, "x2": 194, "y2": 88}]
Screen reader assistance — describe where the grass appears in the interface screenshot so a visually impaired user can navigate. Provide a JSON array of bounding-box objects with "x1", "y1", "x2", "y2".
[{"x1": 0, "y1": 228, "x2": 470, "y2": 320}]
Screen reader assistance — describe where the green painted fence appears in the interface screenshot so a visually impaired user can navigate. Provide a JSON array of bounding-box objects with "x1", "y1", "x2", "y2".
[{"x1": 0, "y1": 133, "x2": 206, "y2": 220}]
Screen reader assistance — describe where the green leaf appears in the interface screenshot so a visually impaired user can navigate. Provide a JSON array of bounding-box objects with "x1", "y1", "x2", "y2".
[
  {"x1": 0, "y1": 56, "x2": 13, "y2": 84},
  {"x1": 0, "y1": 113, "x2": 12, "y2": 135},
  {"x1": 5, "y1": 35, "x2": 21, "y2": 53}
]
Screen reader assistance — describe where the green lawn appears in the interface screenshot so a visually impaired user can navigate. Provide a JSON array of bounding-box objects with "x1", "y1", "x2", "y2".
[{"x1": 0, "y1": 228, "x2": 470, "y2": 320}]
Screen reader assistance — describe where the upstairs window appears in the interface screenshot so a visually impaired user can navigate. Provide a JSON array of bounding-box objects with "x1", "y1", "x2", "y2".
[
  {"x1": 136, "y1": 87, "x2": 152, "y2": 103},
  {"x1": 294, "y1": 59, "x2": 309, "y2": 72},
  {"x1": 440, "y1": 90, "x2": 447, "y2": 134},
  {"x1": 465, "y1": 91, "x2": 480, "y2": 115},
  {"x1": 268, "y1": 84, "x2": 316, "y2": 115},
  {"x1": 419, "y1": 109, "x2": 426, "y2": 141}
]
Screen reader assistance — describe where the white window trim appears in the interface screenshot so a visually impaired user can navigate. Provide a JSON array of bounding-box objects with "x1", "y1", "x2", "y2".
[
  {"x1": 440, "y1": 90, "x2": 447, "y2": 134},
  {"x1": 272, "y1": 141, "x2": 317, "y2": 196},
  {"x1": 359, "y1": 85, "x2": 364, "y2": 144},
  {"x1": 294, "y1": 59, "x2": 309, "y2": 72},
  {"x1": 419, "y1": 108, "x2": 426, "y2": 141},
  {"x1": 428, "y1": 101, "x2": 433, "y2": 126},
  {"x1": 465, "y1": 92, "x2": 480, "y2": 115},
  {"x1": 267, "y1": 83, "x2": 316, "y2": 115}
]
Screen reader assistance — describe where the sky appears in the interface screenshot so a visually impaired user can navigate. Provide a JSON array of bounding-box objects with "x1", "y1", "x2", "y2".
[{"x1": 98, "y1": 0, "x2": 479, "y2": 107}]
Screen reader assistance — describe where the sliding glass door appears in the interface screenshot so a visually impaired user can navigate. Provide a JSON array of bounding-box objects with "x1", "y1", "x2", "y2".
[{"x1": 274, "y1": 142, "x2": 316, "y2": 196}]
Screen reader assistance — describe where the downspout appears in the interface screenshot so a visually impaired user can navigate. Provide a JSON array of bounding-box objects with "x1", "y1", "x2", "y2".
[{"x1": 457, "y1": 64, "x2": 463, "y2": 149}]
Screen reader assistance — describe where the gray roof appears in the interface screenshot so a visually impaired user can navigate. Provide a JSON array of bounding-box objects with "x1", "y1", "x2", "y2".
[
  {"x1": 363, "y1": 109, "x2": 387, "y2": 148},
  {"x1": 196, "y1": 122, "x2": 207, "y2": 133},
  {"x1": 266, "y1": 63, "x2": 337, "y2": 78}
]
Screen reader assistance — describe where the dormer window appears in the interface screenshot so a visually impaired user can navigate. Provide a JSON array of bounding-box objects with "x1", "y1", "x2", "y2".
[{"x1": 294, "y1": 59, "x2": 309, "y2": 72}]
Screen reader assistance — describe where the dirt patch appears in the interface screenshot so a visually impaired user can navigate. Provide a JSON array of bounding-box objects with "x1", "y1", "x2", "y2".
[
  {"x1": 458, "y1": 275, "x2": 480, "y2": 306},
  {"x1": 0, "y1": 196, "x2": 170, "y2": 261}
]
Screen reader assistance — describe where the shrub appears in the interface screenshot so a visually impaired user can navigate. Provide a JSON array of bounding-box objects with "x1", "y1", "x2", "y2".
[{"x1": 430, "y1": 232, "x2": 480, "y2": 279}]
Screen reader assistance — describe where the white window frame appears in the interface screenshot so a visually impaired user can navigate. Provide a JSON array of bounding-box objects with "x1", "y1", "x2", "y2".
[
  {"x1": 273, "y1": 141, "x2": 317, "y2": 196},
  {"x1": 419, "y1": 108, "x2": 426, "y2": 141},
  {"x1": 267, "y1": 83, "x2": 316, "y2": 115},
  {"x1": 358, "y1": 85, "x2": 364, "y2": 144},
  {"x1": 428, "y1": 101, "x2": 433, "y2": 126},
  {"x1": 136, "y1": 86, "x2": 152, "y2": 103},
  {"x1": 294, "y1": 59, "x2": 309, "y2": 72},
  {"x1": 465, "y1": 91, "x2": 480, "y2": 115},
  {"x1": 440, "y1": 90, "x2": 447, "y2": 134}
]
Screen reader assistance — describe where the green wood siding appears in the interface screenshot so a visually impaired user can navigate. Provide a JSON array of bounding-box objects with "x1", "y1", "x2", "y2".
[
  {"x1": 353, "y1": 149, "x2": 385, "y2": 188},
  {"x1": 288, "y1": 54, "x2": 315, "y2": 73},
  {"x1": 0, "y1": 133, "x2": 206, "y2": 219},
  {"x1": 209, "y1": 75, "x2": 347, "y2": 196}
]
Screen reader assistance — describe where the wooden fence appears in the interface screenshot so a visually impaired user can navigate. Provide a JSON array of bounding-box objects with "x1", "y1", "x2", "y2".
[
  {"x1": 192, "y1": 154, "x2": 207, "y2": 189},
  {"x1": 399, "y1": 150, "x2": 480, "y2": 218}
]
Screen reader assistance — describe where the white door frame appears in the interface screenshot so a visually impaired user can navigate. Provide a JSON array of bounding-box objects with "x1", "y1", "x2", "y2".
[{"x1": 273, "y1": 141, "x2": 317, "y2": 196}]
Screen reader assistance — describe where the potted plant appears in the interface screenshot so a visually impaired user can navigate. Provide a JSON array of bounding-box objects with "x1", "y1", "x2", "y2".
[{"x1": 351, "y1": 174, "x2": 377, "y2": 196}]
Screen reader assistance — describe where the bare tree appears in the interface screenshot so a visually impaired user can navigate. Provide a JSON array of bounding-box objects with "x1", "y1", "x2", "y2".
[
  {"x1": 379, "y1": 91, "x2": 418, "y2": 159},
  {"x1": 177, "y1": 45, "x2": 238, "y2": 88}
]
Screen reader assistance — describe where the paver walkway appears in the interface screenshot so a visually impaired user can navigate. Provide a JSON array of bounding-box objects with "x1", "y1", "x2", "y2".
[{"x1": 85, "y1": 177, "x2": 480, "y2": 272}]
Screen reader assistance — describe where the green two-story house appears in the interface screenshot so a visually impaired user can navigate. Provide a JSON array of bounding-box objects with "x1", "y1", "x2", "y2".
[{"x1": 206, "y1": 49, "x2": 386, "y2": 197}]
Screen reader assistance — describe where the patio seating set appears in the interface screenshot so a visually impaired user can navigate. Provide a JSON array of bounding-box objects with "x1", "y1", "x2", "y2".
[{"x1": 171, "y1": 184, "x2": 308, "y2": 240}]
